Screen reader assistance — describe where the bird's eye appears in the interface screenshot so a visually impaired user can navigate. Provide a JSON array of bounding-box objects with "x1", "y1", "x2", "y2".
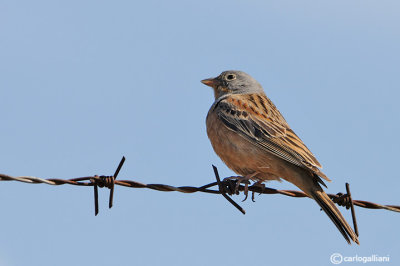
[{"x1": 226, "y1": 74, "x2": 236, "y2": 81}]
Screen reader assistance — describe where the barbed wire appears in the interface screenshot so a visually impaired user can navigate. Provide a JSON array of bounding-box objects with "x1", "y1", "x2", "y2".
[{"x1": 1, "y1": 156, "x2": 399, "y2": 232}]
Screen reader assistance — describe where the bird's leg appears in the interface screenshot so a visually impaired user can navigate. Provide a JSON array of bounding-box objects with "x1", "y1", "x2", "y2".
[
  {"x1": 221, "y1": 176, "x2": 242, "y2": 195},
  {"x1": 240, "y1": 178, "x2": 251, "y2": 202},
  {"x1": 221, "y1": 172, "x2": 259, "y2": 201},
  {"x1": 251, "y1": 181, "x2": 265, "y2": 202},
  {"x1": 241, "y1": 173, "x2": 262, "y2": 201}
]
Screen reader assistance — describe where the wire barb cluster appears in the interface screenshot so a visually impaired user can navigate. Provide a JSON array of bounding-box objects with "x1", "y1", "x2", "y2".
[
  {"x1": 91, "y1": 156, "x2": 125, "y2": 215},
  {"x1": 1, "y1": 157, "x2": 399, "y2": 225}
]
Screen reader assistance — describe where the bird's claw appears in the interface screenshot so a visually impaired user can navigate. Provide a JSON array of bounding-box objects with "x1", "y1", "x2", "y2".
[
  {"x1": 250, "y1": 182, "x2": 265, "y2": 202},
  {"x1": 222, "y1": 176, "x2": 251, "y2": 197}
]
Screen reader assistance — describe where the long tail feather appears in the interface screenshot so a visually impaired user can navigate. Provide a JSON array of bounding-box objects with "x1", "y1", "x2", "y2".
[{"x1": 311, "y1": 190, "x2": 359, "y2": 245}]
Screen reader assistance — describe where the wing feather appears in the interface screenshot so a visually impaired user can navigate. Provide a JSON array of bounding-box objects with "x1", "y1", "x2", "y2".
[{"x1": 214, "y1": 94, "x2": 330, "y2": 181}]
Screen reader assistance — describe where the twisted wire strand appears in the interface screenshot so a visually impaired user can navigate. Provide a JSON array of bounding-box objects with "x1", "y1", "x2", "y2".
[{"x1": 1, "y1": 173, "x2": 399, "y2": 213}]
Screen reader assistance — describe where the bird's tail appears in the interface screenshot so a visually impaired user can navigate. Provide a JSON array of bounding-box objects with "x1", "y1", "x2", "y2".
[{"x1": 310, "y1": 190, "x2": 359, "y2": 245}]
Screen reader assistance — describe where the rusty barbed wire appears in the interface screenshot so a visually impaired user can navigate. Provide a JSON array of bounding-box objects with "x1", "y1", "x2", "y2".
[{"x1": 1, "y1": 157, "x2": 399, "y2": 218}]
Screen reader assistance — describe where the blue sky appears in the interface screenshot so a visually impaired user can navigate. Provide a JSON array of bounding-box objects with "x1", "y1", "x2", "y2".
[{"x1": 1, "y1": 0, "x2": 399, "y2": 265}]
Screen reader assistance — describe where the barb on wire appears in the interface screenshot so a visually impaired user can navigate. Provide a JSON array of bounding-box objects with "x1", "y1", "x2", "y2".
[
  {"x1": 91, "y1": 156, "x2": 126, "y2": 216},
  {"x1": 346, "y1": 183, "x2": 359, "y2": 237},
  {"x1": 1, "y1": 157, "x2": 399, "y2": 221},
  {"x1": 213, "y1": 165, "x2": 245, "y2": 215}
]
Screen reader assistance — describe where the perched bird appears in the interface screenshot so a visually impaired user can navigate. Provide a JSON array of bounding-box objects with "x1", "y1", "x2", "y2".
[{"x1": 202, "y1": 70, "x2": 359, "y2": 244}]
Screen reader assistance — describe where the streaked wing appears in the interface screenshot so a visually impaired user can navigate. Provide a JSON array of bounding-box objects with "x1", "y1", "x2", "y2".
[{"x1": 214, "y1": 93, "x2": 330, "y2": 181}]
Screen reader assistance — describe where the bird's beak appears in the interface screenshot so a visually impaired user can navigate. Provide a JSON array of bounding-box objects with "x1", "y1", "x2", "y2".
[{"x1": 201, "y1": 77, "x2": 220, "y2": 88}]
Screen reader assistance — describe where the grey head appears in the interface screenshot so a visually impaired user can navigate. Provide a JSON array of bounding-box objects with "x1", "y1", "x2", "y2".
[{"x1": 201, "y1": 70, "x2": 264, "y2": 99}]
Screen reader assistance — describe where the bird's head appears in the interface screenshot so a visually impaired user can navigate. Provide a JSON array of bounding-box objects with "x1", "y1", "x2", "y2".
[{"x1": 201, "y1": 70, "x2": 263, "y2": 99}]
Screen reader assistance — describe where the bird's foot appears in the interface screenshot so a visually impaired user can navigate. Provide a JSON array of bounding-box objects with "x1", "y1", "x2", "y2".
[
  {"x1": 250, "y1": 181, "x2": 265, "y2": 202},
  {"x1": 222, "y1": 176, "x2": 248, "y2": 195},
  {"x1": 223, "y1": 173, "x2": 258, "y2": 201}
]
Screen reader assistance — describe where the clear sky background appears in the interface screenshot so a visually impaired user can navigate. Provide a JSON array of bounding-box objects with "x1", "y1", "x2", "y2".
[{"x1": 1, "y1": 1, "x2": 399, "y2": 265}]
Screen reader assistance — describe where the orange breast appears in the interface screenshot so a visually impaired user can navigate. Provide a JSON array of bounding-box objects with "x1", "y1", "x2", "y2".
[{"x1": 206, "y1": 108, "x2": 284, "y2": 181}]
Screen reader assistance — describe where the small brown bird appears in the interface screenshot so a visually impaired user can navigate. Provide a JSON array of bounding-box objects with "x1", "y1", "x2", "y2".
[{"x1": 202, "y1": 70, "x2": 359, "y2": 244}]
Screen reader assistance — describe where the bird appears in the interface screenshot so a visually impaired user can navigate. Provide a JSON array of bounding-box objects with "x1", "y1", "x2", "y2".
[{"x1": 202, "y1": 70, "x2": 359, "y2": 244}]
